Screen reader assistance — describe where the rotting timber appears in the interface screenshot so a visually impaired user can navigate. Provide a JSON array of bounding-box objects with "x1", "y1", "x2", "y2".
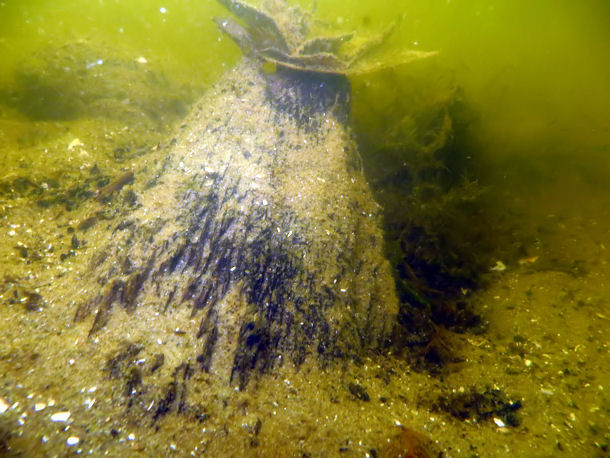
[
  {"x1": 69, "y1": 0, "x2": 438, "y2": 402},
  {"x1": 75, "y1": 60, "x2": 398, "y2": 389}
]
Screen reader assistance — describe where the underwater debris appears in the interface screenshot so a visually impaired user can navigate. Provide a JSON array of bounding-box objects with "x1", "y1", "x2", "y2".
[
  {"x1": 1, "y1": 278, "x2": 46, "y2": 312},
  {"x1": 433, "y1": 386, "x2": 522, "y2": 426},
  {"x1": 95, "y1": 171, "x2": 134, "y2": 202},
  {"x1": 347, "y1": 382, "x2": 370, "y2": 402}
]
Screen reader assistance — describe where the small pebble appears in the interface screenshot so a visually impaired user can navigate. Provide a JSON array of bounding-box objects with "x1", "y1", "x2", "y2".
[
  {"x1": 66, "y1": 436, "x2": 80, "y2": 446},
  {"x1": 34, "y1": 403, "x2": 46, "y2": 412},
  {"x1": 493, "y1": 417, "x2": 506, "y2": 428},
  {"x1": 0, "y1": 398, "x2": 9, "y2": 414},
  {"x1": 50, "y1": 411, "x2": 71, "y2": 422}
]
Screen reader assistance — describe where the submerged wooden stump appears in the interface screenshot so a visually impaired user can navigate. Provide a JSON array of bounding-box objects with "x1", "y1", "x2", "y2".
[
  {"x1": 66, "y1": 5, "x2": 442, "y2": 424},
  {"x1": 74, "y1": 57, "x2": 399, "y2": 390}
]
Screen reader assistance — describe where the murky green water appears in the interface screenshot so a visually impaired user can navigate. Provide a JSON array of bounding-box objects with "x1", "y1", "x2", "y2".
[{"x1": 1, "y1": 1, "x2": 609, "y2": 456}]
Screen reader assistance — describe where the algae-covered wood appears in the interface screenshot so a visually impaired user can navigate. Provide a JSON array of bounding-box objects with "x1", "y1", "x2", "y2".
[{"x1": 74, "y1": 58, "x2": 400, "y2": 391}]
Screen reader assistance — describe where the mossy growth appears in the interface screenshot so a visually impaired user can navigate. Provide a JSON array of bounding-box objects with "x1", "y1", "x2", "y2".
[{"x1": 352, "y1": 63, "x2": 507, "y2": 344}]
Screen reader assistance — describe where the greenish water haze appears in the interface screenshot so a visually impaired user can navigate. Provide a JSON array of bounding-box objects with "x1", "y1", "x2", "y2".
[
  {"x1": 0, "y1": 0, "x2": 233, "y2": 87},
  {"x1": 1, "y1": 1, "x2": 610, "y2": 456},
  {"x1": 2, "y1": 0, "x2": 608, "y2": 161}
]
